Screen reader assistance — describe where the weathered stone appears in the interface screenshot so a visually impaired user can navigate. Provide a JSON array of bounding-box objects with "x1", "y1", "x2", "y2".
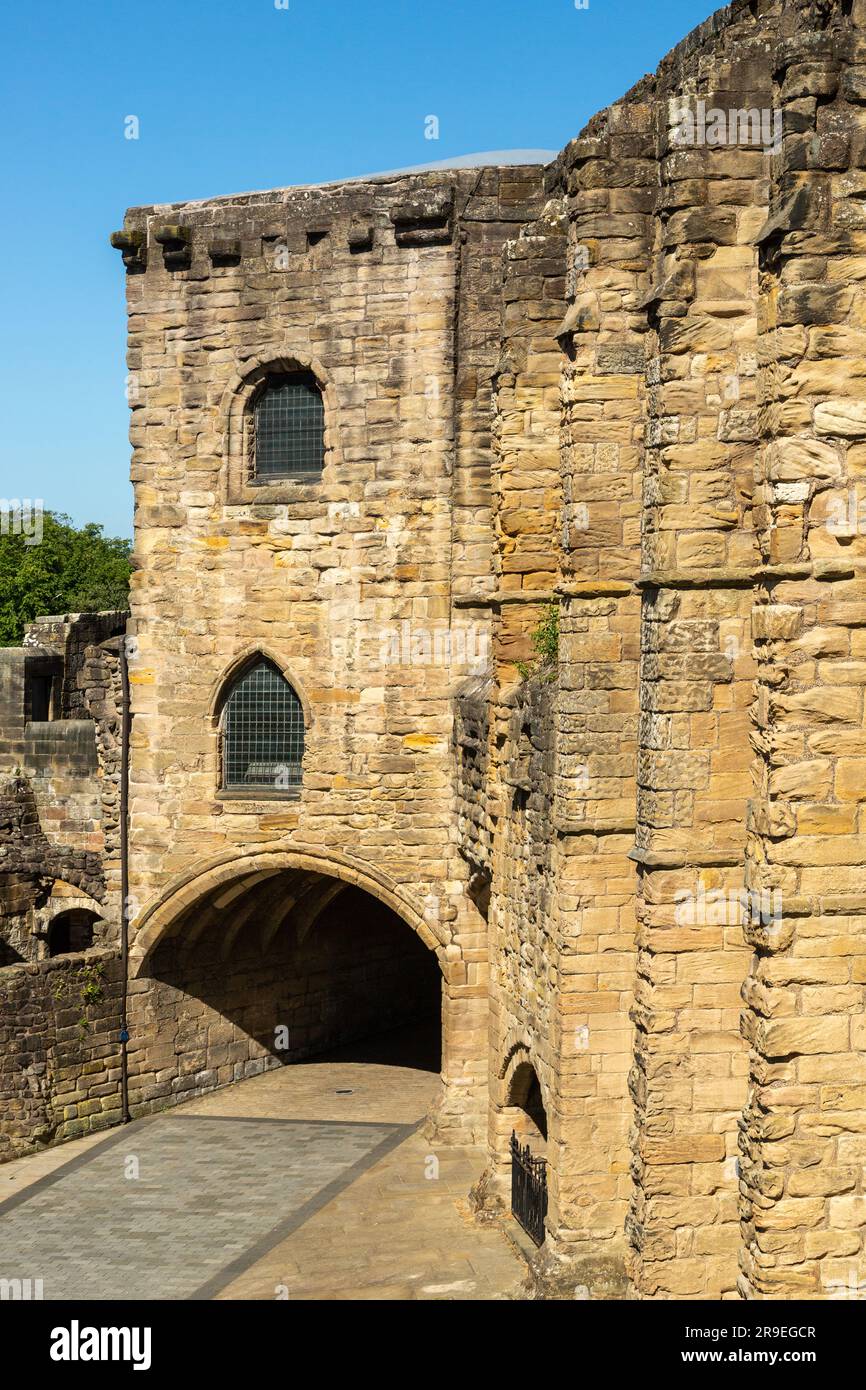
[{"x1": 6, "y1": 0, "x2": 866, "y2": 1310}]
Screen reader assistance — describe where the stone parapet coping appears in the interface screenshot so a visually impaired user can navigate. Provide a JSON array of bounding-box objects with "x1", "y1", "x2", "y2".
[
  {"x1": 453, "y1": 589, "x2": 557, "y2": 608},
  {"x1": 628, "y1": 846, "x2": 744, "y2": 869},
  {"x1": 456, "y1": 559, "x2": 861, "y2": 607},
  {"x1": 637, "y1": 559, "x2": 857, "y2": 589},
  {"x1": 554, "y1": 817, "x2": 636, "y2": 836},
  {"x1": 557, "y1": 580, "x2": 635, "y2": 598}
]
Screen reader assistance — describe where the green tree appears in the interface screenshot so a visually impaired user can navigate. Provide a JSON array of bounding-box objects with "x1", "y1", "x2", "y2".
[{"x1": 0, "y1": 511, "x2": 132, "y2": 646}]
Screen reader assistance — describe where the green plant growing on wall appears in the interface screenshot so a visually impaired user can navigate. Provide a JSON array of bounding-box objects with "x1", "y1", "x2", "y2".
[
  {"x1": 51, "y1": 961, "x2": 106, "y2": 1036},
  {"x1": 516, "y1": 601, "x2": 559, "y2": 682},
  {"x1": 76, "y1": 961, "x2": 105, "y2": 1035}
]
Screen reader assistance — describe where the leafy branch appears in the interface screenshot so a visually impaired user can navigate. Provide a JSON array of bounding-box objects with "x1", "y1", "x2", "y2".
[{"x1": 516, "y1": 601, "x2": 559, "y2": 682}]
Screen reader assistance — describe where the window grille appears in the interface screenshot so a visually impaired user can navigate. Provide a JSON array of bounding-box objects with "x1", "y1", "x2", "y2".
[
  {"x1": 254, "y1": 373, "x2": 324, "y2": 478},
  {"x1": 221, "y1": 659, "x2": 305, "y2": 791}
]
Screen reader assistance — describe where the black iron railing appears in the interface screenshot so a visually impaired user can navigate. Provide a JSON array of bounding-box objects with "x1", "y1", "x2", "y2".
[{"x1": 510, "y1": 1130, "x2": 548, "y2": 1246}]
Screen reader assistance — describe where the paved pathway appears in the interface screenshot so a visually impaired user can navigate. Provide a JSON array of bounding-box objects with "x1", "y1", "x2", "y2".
[{"x1": 0, "y1": 1051, "x2": 524, "y2": 1301}]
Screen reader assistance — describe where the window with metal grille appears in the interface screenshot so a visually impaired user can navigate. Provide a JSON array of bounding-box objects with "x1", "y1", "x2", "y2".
[
  {"x1": 220, "y1": 659, "x2": 305, "y2": 791},
  {"x1": 253, "y1": 373, "x2": 324, "y2": 478}
]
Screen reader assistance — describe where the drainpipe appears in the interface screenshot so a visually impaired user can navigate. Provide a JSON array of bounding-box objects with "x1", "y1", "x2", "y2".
[{"x1": 119, "y1": 636, "x2": 131, "y2": 1123}]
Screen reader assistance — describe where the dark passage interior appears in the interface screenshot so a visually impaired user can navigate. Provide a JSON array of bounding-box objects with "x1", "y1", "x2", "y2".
[{"x1": 146, "y1": 876, "x2": 442, "y2": 1085}]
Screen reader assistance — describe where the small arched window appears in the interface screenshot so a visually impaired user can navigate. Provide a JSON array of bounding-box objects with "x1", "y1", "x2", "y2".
[
  {"x1": 253, "y1": 372, "x2": 324, "y2": 480},
  {"x1": 48, "y1": 910, "x2": 98, "y2": 957},
  {"x1": 220, "y1": 658, "x2": 305, "y2": 792}
]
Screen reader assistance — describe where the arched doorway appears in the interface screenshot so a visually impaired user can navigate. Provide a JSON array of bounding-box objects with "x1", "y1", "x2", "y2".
[
  {"x1": 481, "y1": 1048, "x2": 550, "y2": 1213},
  {"x1": 129, "y1": 854, "x2": 450, "y2": 1097},
  {"x1": 143, "y1": 878, "x2": 441, "y2": 1074},
  {"x1": 508, "y1": 1060, "x2": 547, "y2": 1143},
  {"x1": 129, "y1": 847, "x2": 489, "y2": 1140}
]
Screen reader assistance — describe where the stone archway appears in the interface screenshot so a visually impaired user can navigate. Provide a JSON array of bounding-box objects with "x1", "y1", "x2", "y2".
[
  {"x1": 131, "y1": 845, "x2": 443, "y2": 967},
  {"x1": 506, "y1": 1060, "x2": 548, "y2": 1144},
  {"x1": 127, "y1": 845, "x2": 487, "y2": 1140}
]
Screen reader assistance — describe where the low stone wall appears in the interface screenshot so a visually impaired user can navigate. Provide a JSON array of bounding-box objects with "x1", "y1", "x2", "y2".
[{"x1": 0, "y1": 949, "x2": 124, "y2": 1161}]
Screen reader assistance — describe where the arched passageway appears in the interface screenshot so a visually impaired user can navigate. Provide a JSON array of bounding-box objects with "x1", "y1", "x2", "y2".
[{"x1": 139, "y1": 867, "x2": 442, "y2": 1082}]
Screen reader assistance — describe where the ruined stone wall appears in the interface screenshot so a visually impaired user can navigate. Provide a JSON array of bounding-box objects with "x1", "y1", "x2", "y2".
[
  {"x1": 454, "y1": 676, "x2": 496, "y2": 892},
  {"x1": 0, "y1": 613, "x2": 126, "y2": 968},
  {"x1": 483, "y1": 0, "x2": 866, "y2": 1300},
  {"x1": 545, "y1": 85, "x2": 649, "y2": 1286},
  {"x1": 739, "y1": 6, "x2": 866, "y2": 1301},
  {"x1": 24, "y1": 611, "x2": 127, "y2": 720},
  {"x1": 469, "y1": 187, "x2": 569, "y2": 1220},
  {"x1": 0, "y1": 612, "x2": 127, "y2": 1156},
  {"x1": 487, "y1": 681, "x2": 557, "y2": 1175},
  {"x1": 621, "y1": 5, "x2": 773, "y2": 1298}
]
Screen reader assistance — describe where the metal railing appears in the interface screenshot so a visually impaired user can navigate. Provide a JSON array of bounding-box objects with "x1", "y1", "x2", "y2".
[{"x1": 510, "y1": 1130, "x2": 548, "y2": 1246}]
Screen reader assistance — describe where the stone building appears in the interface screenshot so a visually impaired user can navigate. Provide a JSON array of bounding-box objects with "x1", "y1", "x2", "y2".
[{"x1": 5, "y1": 0, "x2": 866, "y2": 1300}]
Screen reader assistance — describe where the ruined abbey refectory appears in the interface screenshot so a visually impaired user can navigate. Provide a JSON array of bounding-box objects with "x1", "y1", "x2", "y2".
[{"x1": 6, "y1": 0, "x2": 866, "y2": 1299}]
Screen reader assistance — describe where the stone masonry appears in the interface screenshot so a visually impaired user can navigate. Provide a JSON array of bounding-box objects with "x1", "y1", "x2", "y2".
[{"x1": 4, "y1": 0, "x2": 866, "y2": 1301}]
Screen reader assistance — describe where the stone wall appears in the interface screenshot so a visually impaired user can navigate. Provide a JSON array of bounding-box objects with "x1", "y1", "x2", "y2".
[
  {"x1": 108, "y1": 0, "x2": 866, "y2": 1295},
  {"x1": 478, "y1": 0, "x2": 866, "y2": 1299},
  {"x1": 0, "y1": 613, "x2": 126, "y2": 969},
  {"x1": 738, "y1": 4, "x2": 866, "y2": 1301},
  {"x1": 0, "y1": 613, "x2": 127, "y2": 1155},
  {"x1": 0, "y1": 949, "x2": 124, "y2": 1161}
]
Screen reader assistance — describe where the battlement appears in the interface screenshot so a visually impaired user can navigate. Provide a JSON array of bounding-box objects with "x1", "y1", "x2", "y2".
[{"x1": 111, "y1": 164, "x2": 548, "y2": 274}]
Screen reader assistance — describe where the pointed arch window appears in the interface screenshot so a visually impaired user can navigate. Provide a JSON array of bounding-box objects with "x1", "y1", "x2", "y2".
[{"x1": 219, "y1": 658, "x2": 305, "y2": 792}]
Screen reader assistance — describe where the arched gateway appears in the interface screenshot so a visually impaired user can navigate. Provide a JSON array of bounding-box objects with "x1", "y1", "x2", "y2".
[
  {"x1": 131, "y1": 845, "x2": 444, "y2": 967},
  {"x1": 126, "y1": 845, "x2": 484, "y2": 1139}
]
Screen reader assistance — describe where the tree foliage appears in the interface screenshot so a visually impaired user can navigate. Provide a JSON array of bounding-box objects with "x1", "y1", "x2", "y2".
[{"x1": 0, "y1": 511, "x2": 131, "y2": 646}]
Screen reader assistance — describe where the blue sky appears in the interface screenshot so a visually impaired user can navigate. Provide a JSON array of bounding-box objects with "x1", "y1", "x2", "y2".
[{"x1": 0, "y1": 0, "x2": 716, "y2": 538}]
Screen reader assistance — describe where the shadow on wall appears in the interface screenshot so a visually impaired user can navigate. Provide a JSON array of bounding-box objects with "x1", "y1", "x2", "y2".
[
  {"x1": 509, "y1": 1060, "x2": 548, "y2": 1142},
  {"x1": 144, "y1": 884, "x2": 442, "y2": 1078}
]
